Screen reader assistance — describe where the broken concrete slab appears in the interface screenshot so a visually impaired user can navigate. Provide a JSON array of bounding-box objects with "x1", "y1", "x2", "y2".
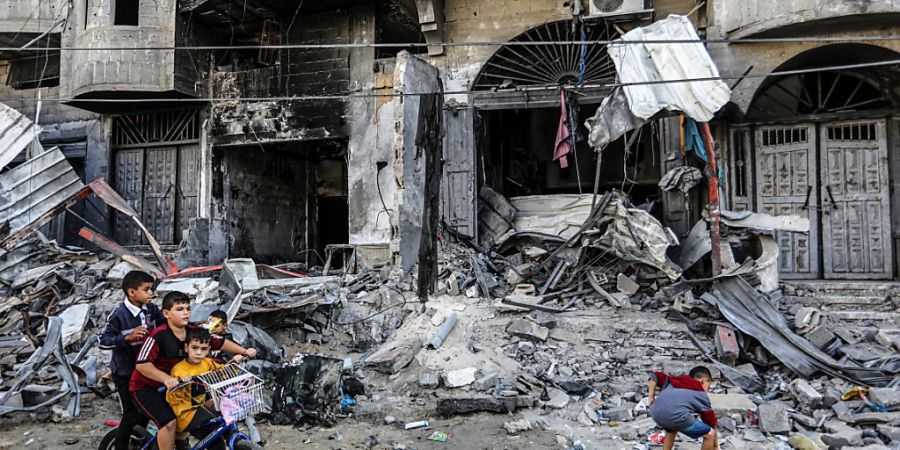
[
  {"x1": 545, "y1": 388, "x2": 570, "y2": 409},
  {"x1": 868, "y1": 388, "x2": 900, "y2": 410},
  {"x1": 58, "y1": 304, "x2": 90, "y2": 347},
  {"x1": 758, "y1": 402, "x2": 791, "y2": 434},
  {"x1": 873, "y1": 330, "x2": 900, "y2": 352},
  {"x1": 504, "y1": 418, "x2": 538, "y2": 435},
  {"x1": 804, "y1": 325, "x2": 837, "y2": 350},
  {"x1": 506, "y1": 318, "x2": 549, "y2": 342},
  {"x1": 436, "y1": 395, "x2": 535, "y2": 417},
  {"x1": 364, "y1": 338, "x2": 422, "y2": 374},
  {"x1": 823, "y1": 420, "x2": 864, "y2": 448},
  {"x1": 419, "y1": 371, "x2": 440, "y2": 389},
  {"x1": 710, "y1": 393, "x2": 757, "y2": 419},
  {"x1": 442, "y1": 367, "x2": 479, "y2": 388},
  {"x1": 616, "y1": 274, "x2": 639, "y2": 296},
  {"x1": 528, "y1": 311, "x2": 557, "y2": 329},
  {"x1": 790, "y1": 379, "x2": 824, "y2": 409}
]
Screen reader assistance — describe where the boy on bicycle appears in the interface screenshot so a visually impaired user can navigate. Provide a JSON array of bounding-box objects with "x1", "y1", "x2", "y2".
[
  {"x1": 131, "y1": 292, "x2": 256, "y2": 450},
  {"x1": 166, "y1": 327, "x2": 238, "y2": 450},
  {"x1": 99, "y1": 270, "x2": 165, "y2": 450}
]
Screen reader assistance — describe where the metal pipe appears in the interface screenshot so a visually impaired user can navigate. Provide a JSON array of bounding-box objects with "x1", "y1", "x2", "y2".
[
  {"x1": 700, "y1": 122, "x2": 722, "y2": 275},
  {"x1": 427, "y1": 313, "x2": 459, "y2": 349}
]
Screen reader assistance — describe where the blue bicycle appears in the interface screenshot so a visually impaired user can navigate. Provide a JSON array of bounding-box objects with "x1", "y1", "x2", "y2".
[{"x1": 99, "y1": 364, "x2": 264, "y2": 450}]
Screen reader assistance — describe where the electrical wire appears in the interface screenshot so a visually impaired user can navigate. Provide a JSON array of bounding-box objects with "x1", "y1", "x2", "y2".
[
  {"x1": 3, "y1": 35, "x2": 900, "y2": 52},
  {"x1": 0, "y1": 56, "x2": 897, "y2": 103}
]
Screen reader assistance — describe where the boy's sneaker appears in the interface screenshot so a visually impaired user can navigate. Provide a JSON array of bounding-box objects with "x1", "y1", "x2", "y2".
[{"x1": 175, "y1": 439, "x2": 191, "y2": 450}]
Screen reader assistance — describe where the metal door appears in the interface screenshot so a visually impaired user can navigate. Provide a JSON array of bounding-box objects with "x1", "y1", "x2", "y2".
[
  {"x1": 441, "y1": 107, "x2": 477, "y2": 239},
  {"x1": 143, "y1": 147, "x2": 177, "y2": 244},
  {"x1": 176, "y1": 144, "x2": 200, "y2": 241},
  {"x1": 755, "y1": 124, "x2": 818, "y2": 278},
  {"x1": 114, "y1": 149, "x2": 145, "y2": 245},
  {"x1": 820, "y1": 120, "x2": 892, "y2": 279}
]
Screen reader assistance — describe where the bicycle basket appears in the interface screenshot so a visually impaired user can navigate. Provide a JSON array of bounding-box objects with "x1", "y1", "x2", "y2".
[{"x1": 195, "y1": 364, "x2": 265, "y2": 423}]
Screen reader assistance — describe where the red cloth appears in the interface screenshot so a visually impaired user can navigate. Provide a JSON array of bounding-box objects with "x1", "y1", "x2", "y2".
[
  {"x1": 653, "y1": 371, "x2": 718, "y2": 427},
  {"x1": 553, "y1": 90, "x2": 570, "y2": 169}
]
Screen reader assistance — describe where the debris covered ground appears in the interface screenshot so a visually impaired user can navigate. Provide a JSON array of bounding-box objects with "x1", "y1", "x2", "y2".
[{"x1": 1, "y1": 184, "x2": 899, "y2": 450}]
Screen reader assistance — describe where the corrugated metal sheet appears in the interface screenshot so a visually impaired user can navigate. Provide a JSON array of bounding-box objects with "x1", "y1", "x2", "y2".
[
  {"x1": 0, "y1": 148, "x2": 85, "y2": 245},
  {"x1": 0, "y1": 102, "x2": 42, "y2": 170}
]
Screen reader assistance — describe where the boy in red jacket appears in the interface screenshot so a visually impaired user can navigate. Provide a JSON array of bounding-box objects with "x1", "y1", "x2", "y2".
[{"x1": 648, "y1": 366, "x2": 719, "y2": 450}]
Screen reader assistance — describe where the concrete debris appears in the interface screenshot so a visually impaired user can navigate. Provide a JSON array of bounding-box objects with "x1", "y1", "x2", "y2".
[
  {"x1": 506, "y1": 318, "x2": 550, "y2": 342},
  {"x1": 790, "y1": 379, "x2": 824, "y2": 408},
  {"x1": 364, "y1": 337, "x2": 423, "y2": 374},
  {"x1": 0, "y1": 158, "x2": 896, "y2": 450},
  {"x1": 442, "y1": 367, "x2": 479, "y2": 388},
  {"x1": 544, "y1": 388, "x2": 570, "y2": 409},
  {"x1": 418, "y1": 371, "x2": 441, "y2": 389},
  {"x1": 758, "y1": 402, "x2": 792, "y2": 434}
]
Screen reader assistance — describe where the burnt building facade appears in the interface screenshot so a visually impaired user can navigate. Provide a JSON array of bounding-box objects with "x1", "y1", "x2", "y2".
[{"x1": 2, "y1": 0, "x2": 899, "y2": 281}]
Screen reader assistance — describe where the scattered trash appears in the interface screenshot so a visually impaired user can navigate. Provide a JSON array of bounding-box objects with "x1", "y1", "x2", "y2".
[
  {"x1": 428, "y1": 431, "x2": 450, "y2": 442},
  {"x1": 404, "y1": 420, "x2": 429, "y2": 430}
]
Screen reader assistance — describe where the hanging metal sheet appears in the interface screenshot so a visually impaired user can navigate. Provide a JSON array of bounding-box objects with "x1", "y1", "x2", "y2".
[
  {"x1": 0, "y1": 148, "x2": 86, "y2": 249},
  {"x1": 0, "y1": 102, "x2": 42, "y2": 171}
]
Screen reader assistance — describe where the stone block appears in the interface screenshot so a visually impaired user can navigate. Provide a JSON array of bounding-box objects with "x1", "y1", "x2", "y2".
[
  {"x1": 474, "y1": 372, "x2": 500, "y2": 392},
  {"x1": 545, "y1": 388, "x2": 570, "y2": 409},
  {"x1": 868, "y1": 388, "x2": 900, "y2": 410},
  {"x1": 601, "y1": 406, "x2": 633, "y2": 422},
  {"x1": 506, "y1": 318, "x2": 549, "y2": 342},
  {"x1": 874, "y1": 330, "x2": 900, "y2": 352},
  {"x1": 789, "y1": 379, "x2": 823, "y2": 408},
  {"x1": 804, "y1": 325, "x2": 837, "y2": 349},
  {"x1": 365, "y1": 338, "x2": 422, "y2": 374},
  {"x1": 714, "y1": 325, "x2": 740, "y2": 364},
  {"x1": 710, "y1": 393, "x2": 757, "y2": 419},
  {"x1": 419, "y1": 371, "x2": 440, "y2": 388},
  {"x1": 528, "y1": 311, "x2": 557, "y2": 329},
  {"x1": 758, "y1": 402, "x2": 791, "y2": 434},
  {"x1": 442, "y1": 367, "x2": 479, "y2": 388}
]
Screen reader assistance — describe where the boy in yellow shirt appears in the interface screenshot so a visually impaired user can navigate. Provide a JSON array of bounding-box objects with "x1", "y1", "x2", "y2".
[{"x1": 166, "y1": 327, "x2": 239, "y2": 450}]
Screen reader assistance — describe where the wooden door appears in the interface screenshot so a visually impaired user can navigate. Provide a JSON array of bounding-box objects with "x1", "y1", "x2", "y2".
[
  {"x1": 755, "y1": 124, "x2": 818, "y2": 278},
  {"x1": 143, "y1": 147, "x2": 177, "y2": 244},
  {"x1": 820, "y1": 120, "x2": 892, "y2": 279},
  {"x1": 114, "y1": 149, "x2": 145, "y2": 245}
]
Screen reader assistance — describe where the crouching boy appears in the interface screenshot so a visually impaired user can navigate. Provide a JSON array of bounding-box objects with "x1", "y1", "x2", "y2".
[
  {"x1": 648, "y1": 366, "x2": 719, "y2": 450},
  {"x1": 130, "y1": 292, "x2": 256, "y2": 450}
]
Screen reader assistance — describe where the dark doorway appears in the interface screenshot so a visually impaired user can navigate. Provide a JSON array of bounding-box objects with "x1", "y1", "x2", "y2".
[{"x1": 479, "y1": 106, "x2": 662, "y2": 206}]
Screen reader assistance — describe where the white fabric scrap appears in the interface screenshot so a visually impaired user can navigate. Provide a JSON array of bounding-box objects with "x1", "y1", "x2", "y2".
[{"x1": 607, "y1": 15, "x2": 731, "y2": 122}]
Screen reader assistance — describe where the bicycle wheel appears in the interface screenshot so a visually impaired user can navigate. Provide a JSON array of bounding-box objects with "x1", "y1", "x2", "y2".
[
  {"x1": 233, "y1": 440, "x2": 263, "y2": 450},
  {"x1": 98, "y1": 428, "x2": 117, "y2": 450},
  {"x1": 98, "y1": 426, "x2": 157, "y2": 450}
]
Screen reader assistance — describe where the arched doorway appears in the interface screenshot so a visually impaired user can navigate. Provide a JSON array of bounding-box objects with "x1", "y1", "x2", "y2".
[
  {"x1": 738, "y1": 44, "x2": 900, "y2": 279},
  {"x1": 467, "y1": 20, "x2": 660, "y2": 204}
]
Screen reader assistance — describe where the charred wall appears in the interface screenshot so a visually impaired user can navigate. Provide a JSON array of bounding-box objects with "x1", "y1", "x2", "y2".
[
  {"x1": 220, "y1": 146, "x2": 309, "y2": 263},
  {"x1": 210, "y1": 8, "x2": 374, "y2": 146}
]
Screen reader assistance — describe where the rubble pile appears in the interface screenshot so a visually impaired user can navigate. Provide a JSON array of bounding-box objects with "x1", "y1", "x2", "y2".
[
  {"x1": 0, "y1": 186, "x2": 898, "y2": 450},
  {"x1": 0, "y1": 233, "x2": 128, "y2": 418}
]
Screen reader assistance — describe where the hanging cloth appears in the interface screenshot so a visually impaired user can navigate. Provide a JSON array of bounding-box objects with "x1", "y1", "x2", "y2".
[
  {"x1": 683, "y1": 116, "x2": 726, "y2": 183},
  {"x1": 554, "y1": 89, "x2": 571, "y2": 169}
]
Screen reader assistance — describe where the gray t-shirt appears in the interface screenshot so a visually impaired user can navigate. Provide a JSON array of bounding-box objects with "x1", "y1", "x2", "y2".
[{"x1": 649, "y1": 373, "x2": 712, "y2": 430}]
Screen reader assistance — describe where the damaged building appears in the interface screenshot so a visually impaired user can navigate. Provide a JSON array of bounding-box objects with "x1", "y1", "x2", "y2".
[
  {"x1": 3, "y1": 0, "x2": 900, "y2": 448},
  {"x1": 2, "y1": 0, "x2": 897, "y2": 285}
]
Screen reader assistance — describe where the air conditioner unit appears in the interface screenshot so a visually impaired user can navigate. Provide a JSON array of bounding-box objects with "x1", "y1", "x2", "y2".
[{"x1": 589, "y1": 0, "x2": 650, "y2": 17}]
